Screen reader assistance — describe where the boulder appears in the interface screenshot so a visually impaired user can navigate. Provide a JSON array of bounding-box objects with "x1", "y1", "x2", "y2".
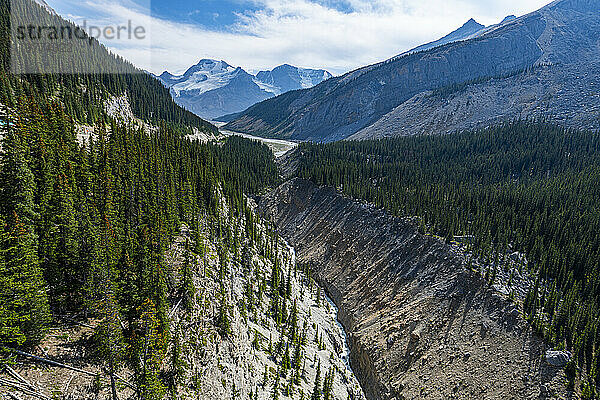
[{"x1": 545, "y1": 350, "x2": 571, "y2": 367}]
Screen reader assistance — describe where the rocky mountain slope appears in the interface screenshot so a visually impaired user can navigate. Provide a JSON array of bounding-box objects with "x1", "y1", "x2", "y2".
[
  {"x1": 260, "y1": 178, "x2": 572, "y2": 400},
  {"x1": 398, "y1": 15, "x2": 518, "y2": 58},
  {"x1": 156, "y1": 60, "x2": 331, "y2": 120},
  {"x1": 226, "y1": 0, "x2": 600, "y2": 142},
  {"x1": 1, "y1": 199, "x2": 365, "y2": 399},
  {"x1": 400, "y1": 18, "x2": 485, "y2": 56}
]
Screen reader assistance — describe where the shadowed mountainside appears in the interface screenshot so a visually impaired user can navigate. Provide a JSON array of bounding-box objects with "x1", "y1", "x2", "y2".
[{"x1": 227, "y1": 0, "x2": 600, "y2": 142}]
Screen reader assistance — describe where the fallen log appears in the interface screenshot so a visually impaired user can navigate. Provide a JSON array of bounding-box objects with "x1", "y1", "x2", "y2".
[
  {"x1": 169, "y1": 298, "x2": 183, "y2": 319},
  {"x1": 0, "y1": 378, "x2": 50, "y2": 400},
  {"x1": 4, "y1": 365, "x2": 38, "y2": 392},
  {"x1": 10, "y1": 349, "x2": 98, "y2": 377},
  {"x1": 8, "y1": 349, "x2": 136, "y2": 391}
]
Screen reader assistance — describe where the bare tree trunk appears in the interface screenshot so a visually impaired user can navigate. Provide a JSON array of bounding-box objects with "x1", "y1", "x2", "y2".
[{"x1": 110, "y1": 373, "x2": 119, "y2": 400}]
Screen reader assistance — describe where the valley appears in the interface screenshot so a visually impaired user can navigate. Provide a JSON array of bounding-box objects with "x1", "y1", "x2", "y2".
[
  {"x1": 260, "y1": 178, "x2": 571, "y2": 400},
  {"x1": 217, "y1": 124, "x2": 298, "y2": 158},
  {"x1": 3, "y1": 0, "x2": 600, "y2": 399}
]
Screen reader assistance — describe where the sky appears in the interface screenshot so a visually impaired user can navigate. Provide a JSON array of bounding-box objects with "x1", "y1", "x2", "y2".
[{"x1": 45, "y1": 0, "x2": 553, "y2": 76}]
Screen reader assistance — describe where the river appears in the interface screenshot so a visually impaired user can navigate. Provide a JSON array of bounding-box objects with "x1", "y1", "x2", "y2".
[{"x1": 213, "y1": 122, "x2": 298, "y2": 157}]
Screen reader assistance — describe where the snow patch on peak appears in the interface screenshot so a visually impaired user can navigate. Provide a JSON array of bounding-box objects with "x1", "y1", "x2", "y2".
[
  {"x1": 253, "y1": 78, "x2": 281, "y2": 96},
  {"x1": 155, "y1": 60, "x2": 332, "y2": 119},
  {"x1": 298, "y1": 67, "x2": 328, "y2": 88},
  {"x1": 163, "y1": 60, "x2": 242, "y2": 96},
  {"x1": 33, "y1": 0, "x2": 56, "y2": 15}
]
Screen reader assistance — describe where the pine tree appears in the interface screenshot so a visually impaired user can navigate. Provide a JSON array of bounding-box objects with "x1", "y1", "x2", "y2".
[
  {"x1": 272, "y1": 371, "x2": 280, "y2": 400},
  {"x1": 322, "y1": 368, "x2": 335, "y2": 400},
  {"x1": 92, "y1": 267, "x2": 124, "y2": 400},
  {"x1": 0, "y1": 110, "x2": 39, "y2": 235},
  {"x1": 169, "y1": 330, "x2": 186, "y2": 394},
  {"x1": 217, "y1": 289, "x2": 232, "y2": 338},
  {"x1": 134, "y1": 299, "x2": 168, "y2": 400},
  {"x1": 0, "y1": 216, "x2": 50, "y2": 350},
  {"x1": 282, "y1": 343, "x2": 291, "y2": 374},
  {"x1": 40, "y1": 173, "x2": 80, "y2": 310},
  {"x1": 181, "y1": 238, "x2": 196, "y2": 311},
  {"x1": 0, "y1": 115, "x2": 50, "y2": 349},
  {"x1": 311, "y1": 361, "x2": 321, "y2": 400}
]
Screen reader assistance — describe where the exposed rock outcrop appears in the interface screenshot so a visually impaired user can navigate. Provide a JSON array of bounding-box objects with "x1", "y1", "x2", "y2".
[
  {"x1": 260, "y1": 179, "x2": 571, "y2": 399},
  {"x1": 2, "y1": 202, "x2": 365, "y2": 400}
]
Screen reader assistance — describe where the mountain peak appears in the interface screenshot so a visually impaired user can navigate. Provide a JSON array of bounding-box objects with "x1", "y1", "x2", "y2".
[
  {"x1": 33, "y1": 0, "x2": 56, "y2": 15},
  {"x1": 155, "y1": 61, "x2": 331, "y2": 119},
  {"x1": 397, "y1": 17, "x2": 485, "y2": 58},
  {"x1": 193, "y1": 59, "x2": 232, "y2": 69},
  {"x1": 463, "y1": 18, "x2": 484, "y2": 29}
]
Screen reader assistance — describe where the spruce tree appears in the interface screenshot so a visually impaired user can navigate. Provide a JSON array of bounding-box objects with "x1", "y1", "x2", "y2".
[
  {"x1": 0, "y1": 116, "x2": 50, "y2": 349},
  {"x1": 311, "y1": 361, "x2": 322, "y2": 400}
]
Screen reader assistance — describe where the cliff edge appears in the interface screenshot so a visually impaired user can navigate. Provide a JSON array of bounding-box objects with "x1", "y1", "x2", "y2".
[{"x1": 260, "y1": 179, "x2": 571, "y2": 399}]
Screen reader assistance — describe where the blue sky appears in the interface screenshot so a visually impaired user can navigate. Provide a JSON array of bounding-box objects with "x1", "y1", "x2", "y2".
[
  {"x1": 46, "y1": 0, "x2": 553, "y2": 75},
  {"x1": 149, "y1": 0, "x2": 262, "y2": 30}
]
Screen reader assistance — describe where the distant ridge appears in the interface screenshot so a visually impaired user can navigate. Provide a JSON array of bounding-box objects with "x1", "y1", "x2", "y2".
[
  {"x1": 402, "y1": 18, "x2": 485, "y2": 56},
  {"x1": 225, "y1": 0, "x2": 600, "y2": 142},
  {"x1": 155, "y1": 60, "x2": 332, "y2": 120}
]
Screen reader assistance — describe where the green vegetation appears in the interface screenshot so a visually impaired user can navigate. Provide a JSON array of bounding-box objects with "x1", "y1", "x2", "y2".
[
  {"x1": 0, "y1": 3, "x2": 280, "y2": 398},
  {"x1": 0, "y1": 1, "x2": 352, "y2": 398},
  {"x1": 0, "y1": 91, "x2": 279, "y2": 385},
  {"x1": 298, "y1": 121, "x2": 600, "y2": 382},
  {"x1": 0, "y1": 0, "x2": 216, "y2": 130}
]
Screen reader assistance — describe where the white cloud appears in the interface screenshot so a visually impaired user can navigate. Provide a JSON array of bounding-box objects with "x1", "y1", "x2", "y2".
[{"x1": 47, "y1": 0, "x2": 553, "y2": 75}]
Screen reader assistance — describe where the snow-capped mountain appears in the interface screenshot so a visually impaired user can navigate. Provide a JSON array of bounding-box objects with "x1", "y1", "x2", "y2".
[
  {"x1": 255, "y1": 64, "x2": 333, "y2": 96},
  {"x1": 399, "y1": 15, "x2": 517, "y2": 58},
  {"x1": 33, "y1": 0, "x2": 57, "y2": 14},
  {"x1": 156, "y1": 60, "x2": 332, "y2": 120},
  {"x1": 225, "y1": 0, "x2": 600, "y2": 142}
]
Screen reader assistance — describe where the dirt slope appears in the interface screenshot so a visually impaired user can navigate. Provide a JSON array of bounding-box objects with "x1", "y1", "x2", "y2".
[{"x1": 260, "y1": 179, "x2": 572, "y2": 400}]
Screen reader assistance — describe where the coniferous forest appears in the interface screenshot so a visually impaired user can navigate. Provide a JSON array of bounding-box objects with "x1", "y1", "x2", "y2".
[
  {"x1": 4, "y1": 0, "x2": 600, "y2": 398},
  {"x1": 298, "y1": 122, "x2": 600, "y2": 386},
  {"x1": 0, "y1": 90, "x2": 281, "y2": 382},
  {"x1": 0, "y1": 0, "x2": 293, "y2": 396}
]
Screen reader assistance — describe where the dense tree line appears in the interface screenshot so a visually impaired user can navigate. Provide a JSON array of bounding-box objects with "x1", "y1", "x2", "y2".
[
  {"x1": 0, "y1": 94, "x2": 278, "y2": 395},
  {"x1": 0, "y1": 0, "x2": 216, "y2": 130},
  {"x1": 298, "y1": 122, "x2": 600, "y2": 388}
]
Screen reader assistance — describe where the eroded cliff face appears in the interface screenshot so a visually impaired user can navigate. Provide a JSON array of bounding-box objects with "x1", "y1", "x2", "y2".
[{"x1": 260, "y1": 179, "x2": 570, "y2": 400}]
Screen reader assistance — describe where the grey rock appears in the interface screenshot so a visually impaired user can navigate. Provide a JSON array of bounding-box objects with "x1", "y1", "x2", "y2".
[
  {"x1": 227, "y1": 0, "x2": 600, "y2": 142},
  {"x1": 260, "y1": 178, "x2": 569, "y2": 400},
  {"x1": 545, "y1": 350, "x2": 572, "y2": 367}
]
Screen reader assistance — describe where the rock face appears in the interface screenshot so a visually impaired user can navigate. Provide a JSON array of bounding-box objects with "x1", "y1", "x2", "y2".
[
  {"x1": 399, "y1": 18, "x2": 485, "y2": 56},
  {"x1": 260, "y1": 179, "x2": 570, "y2": 399},
  {"x1": 4, "y1": 203, "x2": 365, "y2": 400},
  {"x1": 226, "y1": 0, "x2": 600, "y2": 142},
  {"x1": 156, "y1": 60, "x2": 331, "y2": 120},
  {"x1": 256, "y1": 64, "x2": 333, "y2": 95}
]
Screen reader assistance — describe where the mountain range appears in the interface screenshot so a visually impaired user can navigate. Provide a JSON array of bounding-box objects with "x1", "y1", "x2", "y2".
[
  {"x1": 156, "y1": 60, "x2": 332, "y2": 120},
  {"x1": 225, "y1": 0, "x2": 600, "y2": 142}
]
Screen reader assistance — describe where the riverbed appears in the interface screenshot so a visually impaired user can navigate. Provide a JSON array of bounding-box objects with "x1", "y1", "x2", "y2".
[{"x1": 213, "y1": 121, "x2": 298, "y2": 157}]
